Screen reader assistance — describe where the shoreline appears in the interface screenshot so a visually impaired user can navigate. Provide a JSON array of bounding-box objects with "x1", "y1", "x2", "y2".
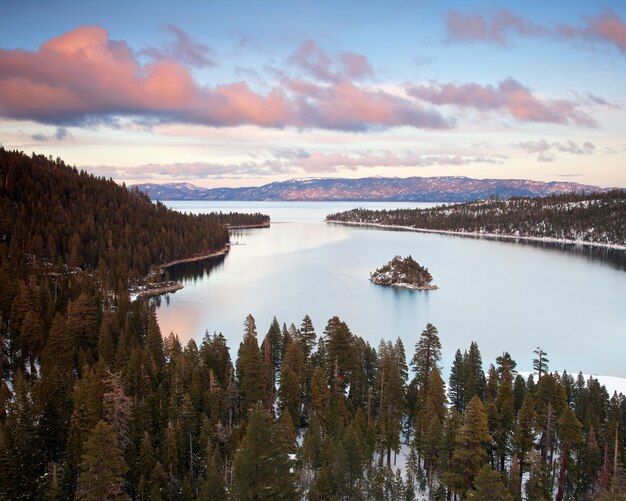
[
  {"x1": 130, "y1": 245, "x2": 231, "y2": 301},
  {"x1": 155, "y1": 245, "x2": 231, "y2": 274},
  {"x1": 130, "y1": 282, "x2": 184, "y2": 300},
  {"x1": 369, "y1": 278, "x2": 439, "y2": 291},
  {"x1": 326, "y1": 220, "x2": 626, "y2": 252},
  {"x1": 226, "y1": 222, "x2": 270, "y2": 229}
]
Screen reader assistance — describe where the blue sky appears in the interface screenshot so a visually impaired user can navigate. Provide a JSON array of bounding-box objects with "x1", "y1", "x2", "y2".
[{"x1": 1, "y1": 0, "x2": 625, "y2": 187}]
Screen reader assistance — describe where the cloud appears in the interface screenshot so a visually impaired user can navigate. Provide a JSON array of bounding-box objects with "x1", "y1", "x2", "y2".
[
  {"x1": 292, "y1": 151, "x2": 502, "y2": 173},
  {"x1": 0, "y1": 26, "x2": 449, "y2": 131},
  {"x1": 445, "y1": 9, "x2": 546, "y2": 46},
  {"x1": 407, "y1": 78, "x2": 596, "y2": 126},
  {"x1": 445, "y1": 8, "x2": 626, "y2": 53},
  {"x1": 514, "y1": 139, "x2": 596, "y2": 161},
  {"x1": 140, "y1": 24, "x2": 215, "y2": 67},
  {"x1": 288, "y1": 40, "x2": 374, "y2": 83},
  {"x1": 90, "y1": 160, "x2": 292, "y2": 180},
  {"x1": 538, "y1": 152, "x2": 556, "y2": 162},
  {"x1": 283, "y1": 78, "x2": 450, "y2": 130},
  {"x1": 556, "y1": 140, "x2": 595, "y2": 155},
  {"x1": 31, "y1": 127, "x2": 72, "y2": 141},
  {"x1": 89, "y1": 150, "x2": 503, "y2": 180}
]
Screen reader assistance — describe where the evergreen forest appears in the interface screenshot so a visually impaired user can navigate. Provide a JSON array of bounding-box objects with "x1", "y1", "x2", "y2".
[
  {"x1": 326, "y1": 191, "x2": 626, "y2": 248},
  {"x1": 1, "y1": 149, "x2": 625, "y2": 500}
]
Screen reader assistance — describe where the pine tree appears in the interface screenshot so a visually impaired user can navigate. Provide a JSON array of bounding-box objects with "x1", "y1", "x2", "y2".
[
  {"x1": 512, "y1": 392, "x2": 537, "y2": 496},
  {"x1": 438, "y1": 408, "x2": 463, "y2": 499},
  {"x1": 300, "y1": 314, "x2": 317, "y2": 361},
  {"x1": 232, "y1": 403, "x2": 298, "y2": 500},
  {"x1": 466, "y1": 464, "x2": 512, "y2": 500},
  {"x1": 494, "y1": 352, "x2": 516, "y2": 472},
  {"x1": 279, "y1": 363, "x2": 302, "y2": 427},
  {"x1": 266, "y1": 316, "x2": 283, "y2": 379},
  {"x1": 311, "y1": 366, "x2": 331, "y2": 427},
  {"x1": 75, "y1": 420, "x2": 129, "y2": 500},
  {"x1": 377, "y1": 340, "x2": 406, "y2": 466},
  {"x1": 146, "y1": 306, "x2": 165, "y2": 371},
  {"x1": 524, "y1": 450, "x2": 552, "y2": 501},
  {"x1": 411, "y1": 323, "x2": 442, "y2": 394},
  {"x1": 135, "y1": 432, "x2": 155, "y2": 500},
  {"x1": 198, "y1": 445, "x2": 225, "y2": 499},
  {"x1": 463, "y1": 341, "x2": 485, "y2": 406},
  {"x1": 102, "y1": 371, "x2": 132, "y2": 449},
  {"x1": 448, "y1": 349, "x2": 465, "y2": 412},
  {"x1": 236, "y1": 314, "x2": 267, "y2": 421},
  {"x1": 512, "y1": 373, "x2": 527, "y2": 413},
  {"x1": 452, "y1": 396, "x2": 491, "y2": 492},
  {"x1": 533, "y1": 347, "x2": 549, "y2": 381},
  {"x1": 535, "y1": 372, "x2": 567, "y2": 463},
  {"x1": 555, "y1": 406, "x2": 583, "y2": 501},
  {"x1": 324, "y1": 316, "x2": 356, "y2": 396}
]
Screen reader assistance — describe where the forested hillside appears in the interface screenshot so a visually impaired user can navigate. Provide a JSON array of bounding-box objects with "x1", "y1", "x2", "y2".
[
  {"x1": 327, "y1": 190, "x2": 626, "y2": 248},
  {"x1": 213, "y1": 212, "x2": 270, "y2": 227},
  {"x1": 0, "y1": 148, "x2": 231, "y2": 287},
  {"x1": 1, "y1": 149, "x2": 625, "y2": 500}
]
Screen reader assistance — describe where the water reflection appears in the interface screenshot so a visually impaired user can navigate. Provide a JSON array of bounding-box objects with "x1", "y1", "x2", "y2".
[
  {"x1": 155, "y1": 201, "x2": 626, "y2": 378},
  {"x1": 164, "y1": 253, "x2": 227, "y2": 283},
  {"x1": 359, "y1": 225, "x2": 626, "y2": 272}
]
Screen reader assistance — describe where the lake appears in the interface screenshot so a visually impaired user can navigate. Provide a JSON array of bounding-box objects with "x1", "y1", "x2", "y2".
[{"x1": 155, "y1": 201, "x2": 626, "y2": 379}]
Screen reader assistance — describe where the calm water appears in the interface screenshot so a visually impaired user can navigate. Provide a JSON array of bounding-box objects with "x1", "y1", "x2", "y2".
[{"x1": 155, "y1": 201, "x2": 626, "y2": 378}]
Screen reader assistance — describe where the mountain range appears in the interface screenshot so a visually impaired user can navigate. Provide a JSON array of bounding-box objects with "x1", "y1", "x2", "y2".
[{"x1": 133, "y1": 176, "x2": 613, "y2": 203}]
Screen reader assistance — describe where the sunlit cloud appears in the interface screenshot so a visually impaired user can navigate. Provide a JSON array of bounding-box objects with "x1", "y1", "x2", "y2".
[
  {"x1": 140, "y1": 24, "x2": 216, "y2": 68},
  {"x1": 407, "y1": 78, "x2": 596, "y2": 126},
  {"x1": 445, "y1": 8, "x2": 626, "y2": 53},
  {"x1": 0, "y1": 26, "x2": 449, "y2": 132},
  {"x1": 445, "y1": 9, "x2": 546, "y2": 47},
  {"x1": 288, "y1": 40, "x2": 374, "y2": 82}
]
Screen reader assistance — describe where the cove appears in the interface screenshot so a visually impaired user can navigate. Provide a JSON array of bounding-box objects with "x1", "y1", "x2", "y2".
[{"x1": 154, "y1": 201, "x2": 626, "y2": 378}]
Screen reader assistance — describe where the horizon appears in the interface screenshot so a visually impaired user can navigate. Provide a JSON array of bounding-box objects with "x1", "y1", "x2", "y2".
[
  {"x1": 1, "y1": 1, "x2": 625, "y2": 189},
  {"x1": 131, "y1": 174, "x2": 623, "y2": 190}
]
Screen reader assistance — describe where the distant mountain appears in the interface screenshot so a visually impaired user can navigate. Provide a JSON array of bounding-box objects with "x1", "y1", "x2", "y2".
[{"x1": 133, "y1": 176, "x2": 613, "y2": 202}]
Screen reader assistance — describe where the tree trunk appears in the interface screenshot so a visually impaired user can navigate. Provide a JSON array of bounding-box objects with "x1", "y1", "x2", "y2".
[{"x1": 555, "y1": 444, "x2": 568, "y2": 501}]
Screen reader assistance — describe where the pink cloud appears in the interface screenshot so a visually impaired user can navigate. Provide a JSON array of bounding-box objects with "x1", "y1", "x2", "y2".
[
  {"x1": 407, "y1": 78, "x2": 596, "y2": 126},
  {"x1": 140, "y1": 24, "x2": 216, "y2": 67},
  {"x1": 569, "y1": 10, "x2": 626, "y2": 53},
  {"x1": 445, "y1": 9, "x2": 545, "y2": 46},
  {"x1": 0, "y1": 26, "x2": 448, "y2": 131},
  {"x1": 287, "y1": 79, "x2": 450, "y2": 130},
  {"x1": 288, "y1": 40, "x2": 373, "y2": 82},
  {"x1": 445, "y1": 8, "x2": 626, "y2": 53},
  {"x1": 339, "y1": 52, "x2": 373, "y2": 79}
]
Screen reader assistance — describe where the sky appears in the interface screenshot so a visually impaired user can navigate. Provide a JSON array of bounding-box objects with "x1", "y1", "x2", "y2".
[{"x1": 1, "y1": 0, "x2": 625, "y2": 188}]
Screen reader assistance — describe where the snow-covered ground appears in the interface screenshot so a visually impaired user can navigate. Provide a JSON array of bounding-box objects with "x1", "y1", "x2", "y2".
[{"x1": 327, "y1": 220, "x2": 626, "y2": 251}]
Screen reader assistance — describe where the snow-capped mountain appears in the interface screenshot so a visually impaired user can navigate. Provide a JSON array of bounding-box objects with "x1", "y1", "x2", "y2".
[{"x1": 132, "y1": 176, "x2": 615, "y2": 202}]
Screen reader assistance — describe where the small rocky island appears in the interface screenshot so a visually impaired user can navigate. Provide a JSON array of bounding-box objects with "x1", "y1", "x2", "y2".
[{"x1": 370, "y1": 255, "x2": 438, "y2": 290}]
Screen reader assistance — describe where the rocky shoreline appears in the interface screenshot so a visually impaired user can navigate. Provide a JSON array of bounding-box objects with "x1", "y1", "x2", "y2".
[
  {"x1": 370, "y1": 255, "x2": 438, "y2": 291},
  {"x1": 369, "y1": 278, "x2": 439, "y2": 291},
  {"x1": 129, "y1": 245, "x2": 231, "y2": 301}
]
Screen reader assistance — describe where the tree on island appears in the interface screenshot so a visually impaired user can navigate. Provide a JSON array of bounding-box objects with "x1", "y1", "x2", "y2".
[{"x1": 370, "y1": 255, "x2": 436, "y2": 289}]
